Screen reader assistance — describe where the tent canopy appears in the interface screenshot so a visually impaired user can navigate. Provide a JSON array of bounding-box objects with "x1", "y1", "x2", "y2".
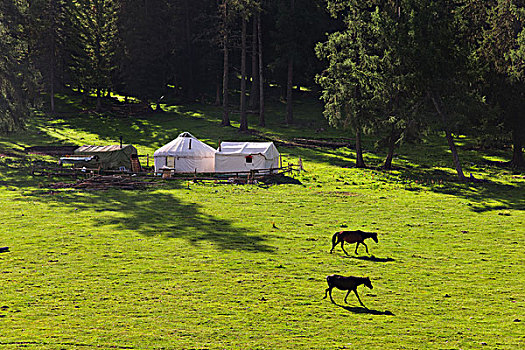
[
  {"x1": 215, "y1": 141, "x2": 280, "y2": 173},
  {"x1": 74, "y1": 144, "x2": 137, "y2": 170},
  {"x1": 218, "y1": 142, "x2": 280, "y2": 159},
  {"x1": 153, "y1": 132, "x2": 216, "y2": 172}
]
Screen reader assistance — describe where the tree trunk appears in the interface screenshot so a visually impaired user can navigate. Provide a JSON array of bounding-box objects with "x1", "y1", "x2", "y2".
[
  {"x1": 430, "y1": 91, "x2": 466, "y2": 181},
  {"x1": 249, "y1": 17, "x2": 258, "y2": 108},
  {"x1": 285, "y1": 0, "x2": 294, "y2": 124},
  {"x1": 239, "y1": 18, "x2": 248, "y2": 132},
  {"x1": 257, "y1": 11, "x2": 265, "y2": 127},
  {"x1": 383, "y1": 125, "x2": 399, "y2": 170},
  {"x1": 183, "y1": 0, "x2": 194, "y2": 99},
  {"x1": 49, "y1": 0, "x2": 56, "y2": 113},
  {"x1": 286, "y1": 58, "x2": 294, "y2": 124},
  {"x1": 50, "y1": 56, "x2": 55, "y2": 113},
  {"x1": 355, "y1": 128, "x2": 366, "y2": 168},
  {"x1": 96, "y1": 89, "x2": 102, "y2": 112},
  {"x1": 215, "y1": 75, "x2": 221, "y2": 106},
  {"x1": 221, "y1": 2, "x2": 230, "y2": 127},
  {"x1": 511, "y1": 127, "x2": 524, "y2": 168}
]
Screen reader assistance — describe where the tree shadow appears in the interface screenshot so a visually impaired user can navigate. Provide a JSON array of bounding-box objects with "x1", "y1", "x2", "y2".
[
  {"x1": 290, "y1": 140, "x2": 524, "y2": 213},
  {"x1": 23, "y1": 187, "x2": 275, "y2": 253},
  {"x1": 348, "y1": 255, "x2": 395, "y2": 262},
  {"x1": 338, "y1": 304, "x2": 395, "y2": 316}
]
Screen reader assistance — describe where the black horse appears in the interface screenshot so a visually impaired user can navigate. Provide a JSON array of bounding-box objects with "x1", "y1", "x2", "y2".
[
  {"x1": 323, "y1": 274, "x2": 373, "y2": 307},
  {"x1": 330, "y1": 230, "x2": 378, "y2": 255}
]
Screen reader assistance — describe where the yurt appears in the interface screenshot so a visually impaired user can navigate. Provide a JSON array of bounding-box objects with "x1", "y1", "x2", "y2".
[
  {"x1": 215, "y1": 142, "x2": 280, "y2": 174},
  {"x1": 153, "y1": 132, "x2": 216, "y2": 173}
]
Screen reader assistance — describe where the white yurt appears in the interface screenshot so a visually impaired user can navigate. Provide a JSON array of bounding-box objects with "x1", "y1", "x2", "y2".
[
  {"x1": 153, "y1": 132, "x2": 216, "y2": 173},
  {"x1": 215, "y1": 142, "x2": 280, "y2": 173}
]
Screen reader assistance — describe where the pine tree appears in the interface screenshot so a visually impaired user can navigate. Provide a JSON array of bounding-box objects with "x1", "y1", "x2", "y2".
[
  {"x1": 66, "y1": 0, "x2": 118, "y2": 110},
  {"x1": 118, "y1": 0, "x2": 172, "y2": 109},
  {"x1": 0, "y1": 1, "x2": 40, "y2": 133},
  {"x1": 316, "y1": 1, "x2": 386, "y2": 168},
  {"x1": 472, "y1": 0, "x2": 525, "y2": 168}
]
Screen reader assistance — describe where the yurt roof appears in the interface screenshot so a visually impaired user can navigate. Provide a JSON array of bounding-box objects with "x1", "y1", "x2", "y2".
[{"x1": 154, "y1": 132, "x2": 216, "y2": 158}]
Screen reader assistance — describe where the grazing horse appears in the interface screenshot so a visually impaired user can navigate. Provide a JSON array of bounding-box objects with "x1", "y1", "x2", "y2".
[
  {"x1": 330, "y1": 230, "x2": 378, "y2": 255},
  {"x1": 323, "y1": 274, "x2": 373, "y2": 307}
]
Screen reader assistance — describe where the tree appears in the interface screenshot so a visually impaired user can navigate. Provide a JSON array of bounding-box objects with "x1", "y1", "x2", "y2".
[
  {"x1": 366, "y1": 1, "x2": 421, "y2": 170},
  {"x1": 473, "y1": 0, "x2": 525, "y2": 168},
  {"x1": 66, "y1": 0, "x2": 119, "y2": 110},
  {"x1": 257, "y1": 9, "x2": 265, "y2": 126},
  {"x1": 285, "y1": 0, "x2": 295, "y2": 125},
  {"x1": 236, "y1": 0, "x2": 258, "y2": 132},
  {"x1": 0, "y1": 0, "x2": 40, "y2": 133},
  {"x1": 220, "y1": 0, "x2": 232, "y2": 126},
  {"x1": 407, "y1": 0, "x2": 473, "y2": 180},
  {"x1": 118, "y1": 0, "x2": 173, "y2": 110},
  {"x1": 239, "y1": 15, "x2": 249, "y2": 131},
  {"x1": 316, "y1": 1, "x2": 386, "y2": 168},
  {"x1": 249, "y1": 16, "x2": 258, "y2": 109},
  {"x1": 26, "y1": 0, "x2": 61, "y2": 113}
]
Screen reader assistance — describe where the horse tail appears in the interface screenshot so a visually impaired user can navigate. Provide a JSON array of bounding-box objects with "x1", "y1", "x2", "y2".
[{"x1": 331, "y1": 232, "x2": 340, "y2": 246}]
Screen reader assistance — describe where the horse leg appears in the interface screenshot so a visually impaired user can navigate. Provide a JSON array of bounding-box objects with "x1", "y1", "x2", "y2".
[
  {"x1": 355, "y1": 242, "x2": 360, "y2": 254},
  {"x1": 327, "y1": 287, "x2": 336, "y2": 304},
  {"x1": 362, "y1": 242, "x2": 369, "y2": 254},
  {"x1": 344, "y1": 290, "x2": 351, "y2": 304},
  {"x1": 323, "y1": 287, "x2": 330, "y2": 300},
  {"x1": 330, "y1": 239, "x2": 338, "y2": 254},
  {"x1": 341, "y1": 241, "x2": 350, "y2": 256},
  {"x1": 354, "y1": 289, "x2": 367, "y2": 308}
]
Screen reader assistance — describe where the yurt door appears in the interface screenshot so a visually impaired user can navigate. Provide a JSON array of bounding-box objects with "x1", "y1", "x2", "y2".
[{"x1": 167, "y1": 156, "x2": 175, "y2": 169}]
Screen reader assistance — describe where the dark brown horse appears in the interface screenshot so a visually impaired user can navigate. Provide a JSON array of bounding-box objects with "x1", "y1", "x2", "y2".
[
  {"x1": 330, "y1": 230, "x2": 378, "y2": 255},
  {"x1": 323, "y1": 274, "x2": 373, "y2": 307}
]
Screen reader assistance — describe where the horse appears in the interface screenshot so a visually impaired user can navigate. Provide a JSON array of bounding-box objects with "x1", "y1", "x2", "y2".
[
  {"x1": 330, "y1": 230, "x2": 378, "y2": 255},
  {"x1": 323, "y1": 274, "x2": 373, "y2": 307}
]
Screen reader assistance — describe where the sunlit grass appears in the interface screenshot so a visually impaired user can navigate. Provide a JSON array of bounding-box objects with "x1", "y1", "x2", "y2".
[{"x1": 0, "y1": 92, "x2": 523, "y2": 349}]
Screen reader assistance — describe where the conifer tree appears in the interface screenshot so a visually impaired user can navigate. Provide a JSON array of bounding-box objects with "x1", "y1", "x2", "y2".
[
  {"x1": 118, "y1": 0, "x2": 172, "y2": 109},
  {"x1": 469, "y1": 0, "x2": 525, "y2": 168},
  {"x1": 316, "y1": 1, "x2": 386, "y2": 168},
  {"x1": 67, "y1": 0, "x2": 118, "y2": 110},
  {"x1": 0, "y1": 1, "x2": 40, "y2": 133}
]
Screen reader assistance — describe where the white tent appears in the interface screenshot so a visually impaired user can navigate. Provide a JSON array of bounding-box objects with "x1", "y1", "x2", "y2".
[
  {"x1": 154, "y1": 132, "x2": 216, "y2": 173},
  {"x1": 215, "y1": 142, "x2": 280, "y2": 173}
]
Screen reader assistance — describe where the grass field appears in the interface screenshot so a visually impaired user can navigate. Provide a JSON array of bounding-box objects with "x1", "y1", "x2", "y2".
[{"x1": 0, "y1": 94, "x2": 524, "y2": 349}]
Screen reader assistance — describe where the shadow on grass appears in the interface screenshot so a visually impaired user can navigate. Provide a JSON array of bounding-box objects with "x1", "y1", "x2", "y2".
[
  {"x1": 348, "y1": 255, "x2": 395, "y2": 263},
  {"x1": 338, "y1": 305, "x2": 395, "y2": 316},
  {"x1": 24, "y1": 186, "x2": 275, "y2": 253}
]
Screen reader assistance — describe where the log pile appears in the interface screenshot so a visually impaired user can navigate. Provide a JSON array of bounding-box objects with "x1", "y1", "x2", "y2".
[
  {"x1": 291, "y1": 138, "x2": 352, "y2": 148},
  {"x1": 50, "y1": 175, "x2": 153, "y2": 190},
  {"x1": 25, "y1": 146, "x2": 78, "y2": 156},
  {"x1": 250, "y1": 130, "x2": 352, "y2": 149}
]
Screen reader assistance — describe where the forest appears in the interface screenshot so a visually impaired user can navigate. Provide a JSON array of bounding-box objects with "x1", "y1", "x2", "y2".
[{"x1": 1, "y1": 0, "x2": 524, "y2": 173}]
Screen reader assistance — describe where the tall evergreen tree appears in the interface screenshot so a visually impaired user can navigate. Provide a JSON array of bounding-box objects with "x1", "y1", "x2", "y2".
[
  {"x1": 409, "y1": 0, "x2": 471, "y2": 180},
  {"x1": 118, "y1": 0, "x2": 172, "y2": 109},
  {"x1": 67, "y1": 0, "x2": 119, "y2": 110},
  {"x1": 0, "y1": 1, "x2": 40, "y2": 133},
  {"x1": 470, "y1": 0, "x2": 525, "y2": 168},
  {"x1": 316, "y1": 1, "x2": 386, "y2": 168},
  {"x1": 220, "y1": 0, "x2": 232, "y2": 126}
]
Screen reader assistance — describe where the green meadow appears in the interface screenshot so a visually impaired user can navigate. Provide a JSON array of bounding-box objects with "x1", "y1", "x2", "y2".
[{"x1": 0, "y1": 95, "x2": 523, "y2": 349}]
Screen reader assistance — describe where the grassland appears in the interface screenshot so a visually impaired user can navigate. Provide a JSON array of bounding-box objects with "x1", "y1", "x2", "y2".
[{"x1": 0, "y1": 93, "x2": 523, "y2": 349}]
